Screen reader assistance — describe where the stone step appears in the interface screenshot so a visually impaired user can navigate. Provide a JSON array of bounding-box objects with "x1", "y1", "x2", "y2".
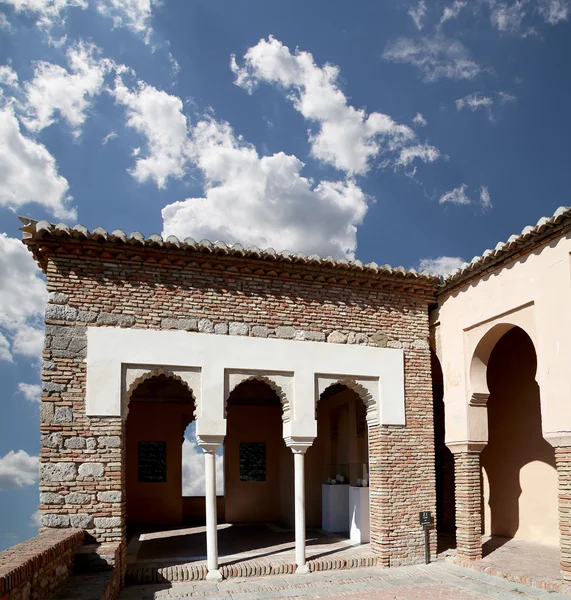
[{"x1": 48, "y1": 571, "x2": 118, "y2": 600}]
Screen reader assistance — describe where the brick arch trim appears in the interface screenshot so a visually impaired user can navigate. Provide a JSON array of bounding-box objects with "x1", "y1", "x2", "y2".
[{"x1": 227, "y1": 374, "x2": 291, "y2": 423}]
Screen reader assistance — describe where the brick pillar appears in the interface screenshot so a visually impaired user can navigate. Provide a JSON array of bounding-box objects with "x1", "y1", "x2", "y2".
[
  {"x1": 450, "y1": 446, "x2": 484, "y2": 560},
  {"x1": 555, "y1": 446, "x2": 571, "y2": 580}
]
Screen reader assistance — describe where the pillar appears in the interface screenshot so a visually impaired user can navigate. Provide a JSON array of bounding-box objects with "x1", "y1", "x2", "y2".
[
  {"x1": 285, "y1": 436, "x2": 314, "y2": 574},
  {"x1": 546, "y1": 433, "x2": 571, "y2": 581},
  {"x1": 449, "y1": 443, "x2": 485, "y2": 561},
  {"x1": 197, "y1": 435, "x2": 224, "y2": 581}
]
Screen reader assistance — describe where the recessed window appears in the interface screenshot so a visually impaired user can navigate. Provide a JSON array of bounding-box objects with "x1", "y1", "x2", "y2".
[
  {"x1": 239, "y1": 442, "x2": 266, "y2": 482},
  {"x1": 138, "y1": 441, "x2": 167, "y2": 482}
]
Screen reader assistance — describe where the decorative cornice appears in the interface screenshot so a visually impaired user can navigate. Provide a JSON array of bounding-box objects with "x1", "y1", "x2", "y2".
[
  {"x1": 544, "y1": 432, "x2": 571, "y2": 448},
  {"x1": 18, "y1": 217, "x2": 439, "y2": 299},
  {"x1": 196, "y1": 435, "x2": 225, "y2": 453},
  {"x1": 284, "y1": 436, "x2": 315, "y2": 453},
  {"x1": 447, "y1": 441, "x2": 487, "y2": 454}
]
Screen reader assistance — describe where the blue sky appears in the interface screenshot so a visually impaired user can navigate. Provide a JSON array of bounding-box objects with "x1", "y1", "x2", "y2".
[{"x1": 0, "y1": 0, "x2": 569, "y2": 549}]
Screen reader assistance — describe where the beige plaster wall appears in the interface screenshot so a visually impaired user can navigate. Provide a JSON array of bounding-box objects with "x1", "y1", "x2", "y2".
[
  {"x1": 435, "y1": 233, "x2": 571, "y2": 445},
  {"x1": 126, "y1": 402, "x2": 189, "y2": 526},
  {"x1": 481, "y1": 328, "x2": 558, "y2": 545}
]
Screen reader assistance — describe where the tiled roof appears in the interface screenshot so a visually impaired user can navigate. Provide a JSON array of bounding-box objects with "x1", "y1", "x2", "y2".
[
  {"x1": 440, "y1": 205, "x2": 571, "y2": 291},
  {"x1": 18, "y1": 217, "x2": 439, "y2": 284}
]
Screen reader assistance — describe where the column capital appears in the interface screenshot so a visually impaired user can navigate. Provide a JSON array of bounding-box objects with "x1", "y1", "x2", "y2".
[
  {"x1": 544, "y1": 432, "x2": 571, "y2": 448},
  {"x1": 447, "y1": 441, "x2": 486, "y2": 454},
  {"x1": 197, "y1": 434, "x2": 225, "y2": 454},
  {"x1": 285, "y1": 436, "x2": 314, "y2": 454}
]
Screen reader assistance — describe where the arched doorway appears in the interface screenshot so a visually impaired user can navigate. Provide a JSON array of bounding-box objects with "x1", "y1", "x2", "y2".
[
  {"x1": 481, "y1": 327, "x2": 558, "y2": 545},
  {"x1": 224, "y1": 379, "x2": 292, "y2": 525},
  {"x1": 125, "y1": 374, "x2": 195, "y2": 530},
  {"x1": 312, "y1": 384, "x2": 369, "y2": 541}
]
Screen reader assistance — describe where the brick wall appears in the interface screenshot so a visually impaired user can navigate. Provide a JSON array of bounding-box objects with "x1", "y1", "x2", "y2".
[
  {"x1": 0, "y1": 529, "x2": 83, "y2": 600},
  {"x1": 33, "y1": 236, "x2": 437, "y2": 566}
]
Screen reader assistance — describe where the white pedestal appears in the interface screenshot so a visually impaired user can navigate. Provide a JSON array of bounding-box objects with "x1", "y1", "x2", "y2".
[
  {"x1": 322, "y1": 484, "x2": 350, "y2": 533},
  {"x1": 349, "y1": 486, "x2": 370, "y2": 543}
]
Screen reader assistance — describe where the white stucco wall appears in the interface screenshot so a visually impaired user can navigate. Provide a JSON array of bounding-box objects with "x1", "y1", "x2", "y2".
[
  {"x1": 435, "y1": 232, "x2": 571, "y2": 445},
  {"x1": 86, "y1": 328, "x2": 405, "y2": 442}
]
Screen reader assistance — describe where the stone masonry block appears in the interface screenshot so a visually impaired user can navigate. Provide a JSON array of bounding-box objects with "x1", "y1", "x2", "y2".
[
  {"x1": 40, "y1": 402, "x2": 54, "y2": 424},
  {"x1": 45, "y1": 304, "x2": 78, "y2": 321},
  {"x1": 41, "y1": 433, "x2": 63, "y2": 449},
  {"x1": 275, "y1": 326, "x2": 295, "y2": 339},
  {"x1": 40, "y1": 492, "x2": 64, "y2": 505},
  {"x1": 54, "y1": 406, "x2": 73, "y2": 423},
  {"x1": 97, "y1": 491, "x2": 122, "y2": 503},
  {"x1": 66, "y1": 492, "x2": 91, "y2": 505},
  {"x1": 94, "y1": 517, "x2": 121, "y2": 529},
  {"x1": 161, "y1": 318, "x2": 198, "y2": 331},
  {"x1": 229, "y1": 322, "x2": 249, "y2": 336},
  {"x1": 64, "y1": 437, "x2": 86, "y2": 449},
  {"x1": 48, "y1": 292, "x2": 69, "y2": 305},
  {"x1": 86, "y1": 438, "x2": 97, "y2": 450},
  {"x1": 70, "y1": 514, "x2": 94, "y2": 528},
  {"x1": 78, "y1": 463, "x2": 104, "y2": 478},
  {"x1": 41, "y1": 462, "x2": 77, "y2": 482},
  {"x1": 98, "y1": 436, "x2": 121, "y2": 448},
  {"x1": 198, "y1": 318, "x2": 214, "y2": 333},
  {"x1": 44, "y1": 382, "x2": 66, "y2": 393},
  {"x1": 252, "y1": 325, "x2": 269, "y2": 338},
  {"x1": 214, "y1": 322, "x2": 228, "y2": 335},
  {"x1": 327, "y1": 331, "x2": 347, "y2": 344},
  {"x1": 41, "y1": 514, "x2": 70, "y2": 528}
]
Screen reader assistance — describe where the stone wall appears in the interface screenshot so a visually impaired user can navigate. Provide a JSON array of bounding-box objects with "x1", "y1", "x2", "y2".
[
  {"x1": 36, "y1": 237, "x2": 436, "y2": 566},
  {"x1": 0, "y1": 529, "x2": 83, "y2": 600}
]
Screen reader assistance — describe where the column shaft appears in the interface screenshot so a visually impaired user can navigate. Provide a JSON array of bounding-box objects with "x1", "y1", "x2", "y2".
[
  {"x1": 294, "y1": 451, "x2": 307, "y2": 572},
  {"x1": 454, "y1": 451, "x2": 482, "y2": 560},
  {"x1": 204, "y1": 450, "x2": 219, "y2": 573}
]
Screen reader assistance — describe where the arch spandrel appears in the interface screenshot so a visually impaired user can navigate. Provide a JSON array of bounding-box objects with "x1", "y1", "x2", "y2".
[{"x1": 316, "y1": 375, "x2": 379, "y2": 427}]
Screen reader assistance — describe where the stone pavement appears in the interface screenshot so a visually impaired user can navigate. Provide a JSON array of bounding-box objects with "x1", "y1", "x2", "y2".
[{"x1": 118, "y1": 563, "x2": 571, "y2": 600}]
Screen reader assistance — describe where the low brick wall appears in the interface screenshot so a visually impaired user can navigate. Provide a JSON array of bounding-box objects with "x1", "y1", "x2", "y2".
[{"x1": 0, "y1": 529, "x2": 84, "y2": 600}]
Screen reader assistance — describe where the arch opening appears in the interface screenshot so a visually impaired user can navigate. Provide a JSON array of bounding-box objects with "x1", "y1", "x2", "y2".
[
  {"x1": 481, "y1": 326, "x2": 558, "y2": 550},
  {"x1": 126, "y1": 374, "x2": 197, "y2": 532}
]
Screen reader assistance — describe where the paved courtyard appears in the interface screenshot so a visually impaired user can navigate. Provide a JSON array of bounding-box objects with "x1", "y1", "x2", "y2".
[{"x1": 119, "y1": 563, "x2": 571, "y2": 600}]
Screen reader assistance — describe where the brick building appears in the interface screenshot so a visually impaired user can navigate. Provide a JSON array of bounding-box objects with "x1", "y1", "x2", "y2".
[{"x1": 7, "y1": 205, "x2": 571, "y2": 594}]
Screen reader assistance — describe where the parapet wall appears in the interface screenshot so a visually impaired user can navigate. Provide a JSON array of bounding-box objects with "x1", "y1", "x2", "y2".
[{"x1": 0, "y1": 529, "x2": 84, "y2": 600}]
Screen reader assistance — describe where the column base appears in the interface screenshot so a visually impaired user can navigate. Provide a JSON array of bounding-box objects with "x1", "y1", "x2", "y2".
[
  {"x1": 206, "y1": 569, "x2": 223, "y2": 581},
  {"x1": 295, "y1": 564, "x2": 310, "y2": 574}
]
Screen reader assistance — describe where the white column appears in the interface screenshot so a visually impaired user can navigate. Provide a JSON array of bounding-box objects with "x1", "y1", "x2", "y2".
[
  {"x1": 197, "y1": 435, "x2": 224, "y2": 581},
  {"x1": 294, "y1": 450, "x2": 307, "y2": 572},
  {"x1": 285, "y1": 436, "x2": 314, "y2": 574}
]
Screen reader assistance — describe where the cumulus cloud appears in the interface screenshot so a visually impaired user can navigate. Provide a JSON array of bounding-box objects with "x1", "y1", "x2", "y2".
[
  {"x1": 456, "y1": 92, "x2": 494, "y2": 112},
  {"x1": 95, "y1": 0, "x2": 158, "y2": 44},
  {"x1": 182, "y1": 425, "x2": 224, "y2": 496},
  {"x1": 409, "y1": 0, "x2": 427, "y2": 30},
  {"x1": 439, "y1": 0, "x2": 468, "y2": 25},
  {"x1": 480, "y1": 185, "x2": 492, "y2": 209},
  {"x1": 412, "y1": 112, "x2": 427, "y2": 126},
  {"x1": 537, "y1": 0, "x2": 570, "y2": 24},
  {"x1": 383, "y1": 34, "x2": 481, "y2": 82},
  {"x1": 439, "y1": 183, "x2": 472, "y2": 205},
  {"x1": 112, "y1": 76, "x2": 192, "y2": 187},
  {"x1": 0, "y1": 0, "x2": 87, "y2": 30},
  {"x1": 162, "y1": 118, "x2": 368, "y2": 259},
  {"x1": 489, "y1": 1, "x2": 529, "y2": 33},
  {"x1": 418, "y1": 256, "x2": 465, "y2": 276},
  {"x1": 18, "y1": 382, "x2": 41, "y2": 403},
  {"x1": 396, "y1": 143, "x2": 440, "y2": 167},
  {"x1": 21, "y1": 41, "x2": 114, "y2": 137},
  {"x1": 0, "y1": 234, "x2": 48, "y2": 362},
  {"x1": 0, "y1": 103, "x2": 76, "y2": 218},
  {"x1": 0, "y1": 450, "x2": 39, "y2": 490},
  {"x1": 231, "y1": 36, "x2": 439, "y2": 175}
]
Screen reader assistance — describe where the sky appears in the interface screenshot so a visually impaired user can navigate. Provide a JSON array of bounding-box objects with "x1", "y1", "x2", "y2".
[{"x1": 0, "y1": 0, "x2": 570, "y2": 550}]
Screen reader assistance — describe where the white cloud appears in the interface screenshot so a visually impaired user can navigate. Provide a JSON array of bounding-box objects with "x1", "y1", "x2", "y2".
[
  {"x1": 537, "y1": 0, "x2": 570, "y2": 23},
  {"x1": 30, "y1": 510, "x2": 41, "y2": 528},
  {"x1": 498, "y1": 90, "x2": 517, "y2": 103},
  {"x1": 0, "y1": 12, "x2": 12, "y2": 30},
  {"x1": 18, "y1": 382, "x2": 41, "y2": 403},
  {"x1": 0, "y1": 234, "x2": 47, "y2": 361},
  {"x1": 162, "y1": 117, "x2": 369, "y2": 259},
  {"x1": 0, "y1": 0, "x2": 87, "y2": 29},
  {"x1": 383, "y1": 34, "x2": 481, "y2": 82},
  {"x1": 22, "y1": 41, "x2": 113, "y2": 137},
  {"x1": 95, "y1": 0, "x2": 158, "y2": 44},
  {"x1": 112, "y1": 76, "x2": 192, "y2": 187},
  {"x1": 439, "y1": 0, "x2": 468, "y2": 25},
  {"x1": 418, "y1": 256, "x2": 465, "y2": 276},
  {"x1": 0, "y1": 103, "x2": 76, "y2": 218},
  {"x1": 231, "y1": 36, "x2": 433, "y2": 176},
  {"x1": 439, "y1": 183, "x2": 472, "y2": 205},
  {"x1": 182, "y1": 426, "x2": 224, "y2": 496},
  {"x1": 0, "y1": 65, "x2": 18, "y2": 87},
  {"x1": 396, "y1": 143, "x2": 440, "y2": 167},
  {"x1": 102, "y1": 130, "x2": 117, "y2": 145},
  {"x1": 0, "y1": 332, "x2": 12, "y2": 362},
  {"x1": 489, "y1": 1, "x2": 528, "y2": 33},
  {"x1": 480, "y1": 185, "x2": 492, "y2": 209},
  {"x1": 0, "y1": 450, "x2": 39, "y2": 490},
  {"x1": 412, "y1": 112, "x2": 427, "y2": 126},
  {"x1": 409, "y1": 0, "x2": 427, "y2": 30},
  {"x1": 456, "y1": 92, "x2": 494, "y2": 112}
]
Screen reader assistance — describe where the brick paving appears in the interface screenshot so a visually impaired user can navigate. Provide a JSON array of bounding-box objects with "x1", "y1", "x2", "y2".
[{"x1": 118, "y1": 563, "x2": 571, "y2": 600}]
